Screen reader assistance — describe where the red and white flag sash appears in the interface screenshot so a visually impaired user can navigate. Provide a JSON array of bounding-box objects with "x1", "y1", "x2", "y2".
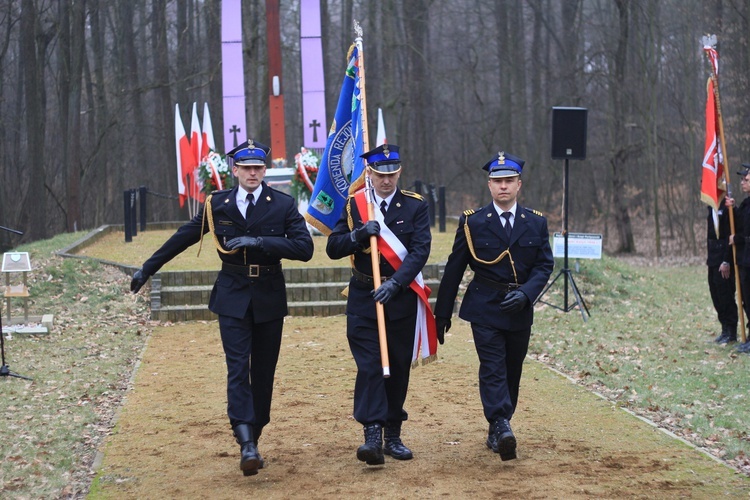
[{"x1": 354, "y1": 191, "x2": 438, "y2": 365}]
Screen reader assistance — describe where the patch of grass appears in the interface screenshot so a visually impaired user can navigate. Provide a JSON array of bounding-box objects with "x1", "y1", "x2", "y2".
[
  {"x1": 72, "y1": 222, "x2": 460, "y2": 271},
  {"x1": 531, "y1": 255, "x2": 750, "y2": 471},
  {"x1": 3, "y1": 226, "x2": 750, "y2": 497},
  {"x1": 1, "y1": 234, "x2": 150, "y2": 498}
]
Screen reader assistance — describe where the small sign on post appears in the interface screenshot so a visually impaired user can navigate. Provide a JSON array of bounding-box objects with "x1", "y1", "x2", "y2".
[
  {"x1": 2, "y1": 252, "x2": 32, "y2": 324},
  {"x1": 2, "y1": 251, "x2": 31, "y2": 272},
  {"x1": 552, "y1": 232, "x2": 603, "y2": 260}
]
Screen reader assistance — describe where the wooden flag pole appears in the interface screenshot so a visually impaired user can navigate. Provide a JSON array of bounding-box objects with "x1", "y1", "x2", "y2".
[
  {"x1": 703, "y1": 35, "x2": 746, "y2": 343},
  {"x1": 355, "y1": 20, "x2": 390, "y2": 378}
]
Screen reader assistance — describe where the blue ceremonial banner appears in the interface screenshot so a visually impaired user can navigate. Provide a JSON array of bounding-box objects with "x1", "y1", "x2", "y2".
[
  {"x1": 348, "y1": 44, "x2": 366, "y2": 195},
  {"x1": 305, "y1": 43, "x2": 366, "y2": 235}
]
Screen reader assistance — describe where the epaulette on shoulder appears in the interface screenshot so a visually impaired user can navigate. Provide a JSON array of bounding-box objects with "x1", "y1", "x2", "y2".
[
  {"x1": 526, "y1": 207, "x2": 543, "y2": 217},
  {"x1": 463, "y1": 208, "x2": 476, "y2": 217},
  {"x1": 401, "y1": 190, "x2": 424, "y2": 201},
  {"x1": 211, "y1": 188, "x2": 231, "y2": 196}
]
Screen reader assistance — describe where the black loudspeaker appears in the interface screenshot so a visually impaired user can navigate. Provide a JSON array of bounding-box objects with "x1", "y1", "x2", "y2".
[{"x1": 551, "y1": 107, "x2": 587, "y2": 160}]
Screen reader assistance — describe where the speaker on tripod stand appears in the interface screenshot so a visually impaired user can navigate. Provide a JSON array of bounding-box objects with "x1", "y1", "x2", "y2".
[{"x1": 535, "y1": 107, "x2": 591, "y2": 320}]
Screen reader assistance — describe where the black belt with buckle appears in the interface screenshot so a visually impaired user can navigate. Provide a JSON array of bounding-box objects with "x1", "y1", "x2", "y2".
[
  {"x1": 222, "y1": 262, "x2": 282, "y2": 277},
  {"x1": 351, "y1": 268, "x2": 391, "y2": 285},
  {"x1": 473, "y1": 274, "x2": 521, "y2": 293}
]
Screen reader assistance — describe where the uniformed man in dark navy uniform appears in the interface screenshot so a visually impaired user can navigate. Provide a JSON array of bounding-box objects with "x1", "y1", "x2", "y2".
[
  {"x1": 130, "y1": 140, "x2": 313, "y2": 476},
  {"x1": 731, "y1": 164, "x2": 750, "y2": 352},
  {"x1": 434, "y1": 151, "x2": 553, "y2": 461},
  {"x1": 326, "y1": 144, "x2": 432, "y2": 466},
  {"x1": 709, "y1": 190, "x2": 739, "y2": 345}
]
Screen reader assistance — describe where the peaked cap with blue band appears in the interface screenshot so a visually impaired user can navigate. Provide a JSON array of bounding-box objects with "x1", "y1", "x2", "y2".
[
  {"x1": 361, "y1": 144, "x2": 402, "y2": 174},
  {"x1": 738, "y1": 163, "x2": 750, "y2": 176},
  {"x1": 482, "y1": 150, "x2": 524, "y2": 178},
  {"x1": 227, "y1": 140, "x2": 270, "y2": 166}
]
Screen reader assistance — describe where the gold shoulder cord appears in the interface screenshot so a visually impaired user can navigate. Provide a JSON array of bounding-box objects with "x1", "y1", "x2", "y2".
[
  {"x1": 346, "y1": 198, "x2": 354, "y2": 231},
  {"x1": 197, "y1": 194, "x2": 239, "y2": 257},
  {"x1": 462, "y1": 216, "x2": 519, "y2": 284}
]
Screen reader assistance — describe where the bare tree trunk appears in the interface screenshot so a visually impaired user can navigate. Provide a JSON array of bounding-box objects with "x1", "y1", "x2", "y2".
[
  {"x1": 610, "y1": 0, "x2": 635, "y2": 253},
  {"x1": 206, "y1": 0, "x2": 223, "y2": 150},
  {"x1": 403, "y1": 0, "x2": 431, "y2": 182},
  {"x1": 65, "y1": 0, "x2": 85, "y2": 231},
  {"x1": 0, "y1": 2, "x2": 14, "y2": 248},
  {"x1": 511, "y1": 0, "x2": 528, "y2": 158},
  {"x1": 20, "y1": 0, "x2": 48, "y2": 242},
  {"x1": 88, "y1": 0, "x2": 113, "y2": 224},
  {"x1": 119, "y1": 1, "x2": 146, "y2": 192},
  {"x1": 494, "y1": 3, "x2": 512, "y2": 146},
  {"x1": 152, "y1": 0, "x2": 176, "y2": 215}
]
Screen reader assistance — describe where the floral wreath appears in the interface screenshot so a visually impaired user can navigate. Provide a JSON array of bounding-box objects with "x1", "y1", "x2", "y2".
[
  {"x1": 199, "y1": 151, "x2": 234, "y2": 194},
  {"x1": 291, "y1": 147, "x2": 320, "y2": 201}
]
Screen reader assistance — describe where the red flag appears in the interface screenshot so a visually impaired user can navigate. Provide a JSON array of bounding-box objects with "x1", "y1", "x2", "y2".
[
  {"x1": 174, "y1": 104, "x2": 194, "y2": 208},
  {"x1": 201, "y1": 103, "x2": 222, "y2": 190},
  {"x1": 189, "y1": 103, "x2": 205, "y2": 202},
  {"x1": 701, "y1": 77, "x2": 724, "y2": 209},
  {"x1": 701, "y1": 77, "x2": 725, "y2": 235}
]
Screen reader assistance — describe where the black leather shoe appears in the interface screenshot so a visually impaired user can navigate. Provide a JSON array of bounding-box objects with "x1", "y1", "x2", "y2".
[
  {"x1": 384, "y1": 423, "x2": 413, "y2": 460},
  {"x1": 240, "y1": 442, "x2": 261, "y2": 476},
  {"x1": 715, "y1": 325, "x2": 738, "y2": 344},
  {"x1": 737, "y1": 341, "x2": 750, "y2": 353},
  {"x1": 486, "y1": 419, "x2": 517, "y2": 461},
  {"x1": 714, "y1": 326, "x2": 729, "y2": 343},
  {"x1": 233, "y1": 424, "x2": 261, "y2": 476},
  {"x1": 357, "y1": 423, "x2": 385, "y2": 465},
  {"x1": 716, "y1": 334, "x2": 737, "y2": 344}
]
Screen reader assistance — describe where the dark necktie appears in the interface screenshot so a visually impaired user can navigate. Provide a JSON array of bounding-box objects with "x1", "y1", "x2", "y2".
[
  {"x1": 245, "y1": 193, "x2": 254, "y2": 219},
  {"x1": 380, "y1": 200, "x2": 388, "y2": 217},
  {"x1": 501, "y1": 211, "x2": 512, "y2": 238}
]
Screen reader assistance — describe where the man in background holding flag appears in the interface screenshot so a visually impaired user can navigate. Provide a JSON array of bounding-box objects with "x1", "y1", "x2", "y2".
[
  {"x1": 701, "y1": 73, "x2": 738, "y2": 345},
  {"x1": 726, "y1": 165, "x2": 750, "y2": 352},
  {"x1": 326, "y1": 144, "x2": 434, "y2": 466}
]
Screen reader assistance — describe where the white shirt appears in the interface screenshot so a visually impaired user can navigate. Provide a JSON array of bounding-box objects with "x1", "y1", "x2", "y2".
[
  {"x1": 237, "y1": 185, "x2": 263, "y2": 218},
  {"x1": 494, "y1": 202, "x2": 517, "y2": 229},
  {"x1": 375, "y1": 193, "x2": 396, "y2": 213}
]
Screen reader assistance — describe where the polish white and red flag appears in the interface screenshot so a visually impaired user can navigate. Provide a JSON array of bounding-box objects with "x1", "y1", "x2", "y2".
[
  {"x1": 174, "y1": 104, "x2": 195, "y2": 208},
  {"x1": 376, "y1": 107, "x2": 387, "y2": 146},
  {"x1": 201, "y1": 103, "x2": 223, "y2": 190},
  {"x1": 189, "y1": 103, "x2": 205, "y2": 202}
]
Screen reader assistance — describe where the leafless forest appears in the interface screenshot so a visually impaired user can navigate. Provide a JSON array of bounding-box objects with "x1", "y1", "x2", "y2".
[{"x1": 0, "y1": 0, "x2": 748, "y2": 256}]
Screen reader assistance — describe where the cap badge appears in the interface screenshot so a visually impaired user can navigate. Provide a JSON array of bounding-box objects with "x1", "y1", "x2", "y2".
[
  {"x1": 498, "y1": 151, "x2": 505, "y2": 165},
  {"x1": 383, "y1": 146, "x2": 391, "y2": 158},
  {"x1": 248, "y1": 140, "x2": 255, "y2": 150}
]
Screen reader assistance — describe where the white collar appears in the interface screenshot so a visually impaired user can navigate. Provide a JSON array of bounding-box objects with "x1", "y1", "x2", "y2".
[
  {"x1": 376, "y1": 192, "x2": 396, "y2": 208},
  {"x1": 237, "y1": 185, "x2": 263, "y2": 205},
  {"x1": 493, "y1": 202, "x2": 517, "y2": 218}
]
